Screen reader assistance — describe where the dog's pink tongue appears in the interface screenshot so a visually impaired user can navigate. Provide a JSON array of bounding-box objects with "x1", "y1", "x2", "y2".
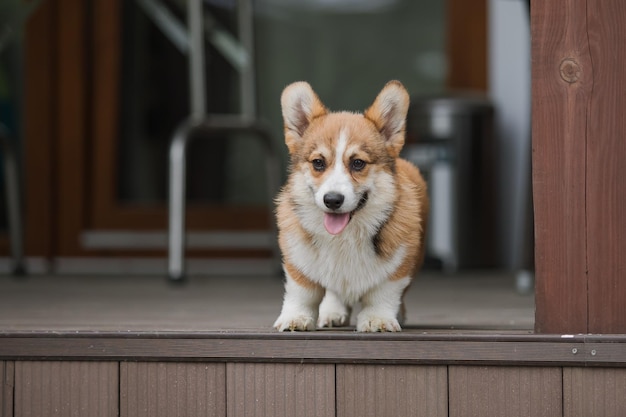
[{"x1": 324, "y1": 213, "x2": 351, "y2": 235}]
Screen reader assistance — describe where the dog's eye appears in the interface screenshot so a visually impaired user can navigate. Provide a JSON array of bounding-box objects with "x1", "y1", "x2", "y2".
[
  {"x1": 311, "y1": 159, "x2": 326, "y2": 171},
  {"x1": 350, "y1": 159, "x2": 366, "y2": 171}
]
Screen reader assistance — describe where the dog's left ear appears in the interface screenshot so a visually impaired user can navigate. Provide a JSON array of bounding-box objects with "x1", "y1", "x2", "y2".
[
  {"x1": 281, "y1": 82, "x2": 327, "y2": 154},
  {"x1": 364, "y1": 81, "x2": 410, "y2": 157}
]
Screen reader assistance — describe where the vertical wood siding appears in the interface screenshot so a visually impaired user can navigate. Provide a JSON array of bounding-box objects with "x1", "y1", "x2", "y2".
[
  {"x1": 7, "y1": 360, "x2": 626, "y2": 416},
  {"x1": 336, "y1": 365, "x2": 447, "y2": 417},
  {"x1": 120, "y1": 362, "x2": 226, "y2": 417},
  {"x1": 226, "y1": 363, "x2": 335, "y2": 417},
  {"x1": 583, "y1": 0, "x2": 626, "y2": 333},
  {"x1": 531, "y1": 0, "x2": 592, "y2": 334},
  {"x1": 1, "y1": 361, "x2": 14, "y2": 417},
  {"x1": 533, "y1": 0, "x2": 626, "y2": 333},
  {"x1": 13, "y1": 361, "x2": 118, "y2": 417},
  {"x1": 448, "y1": 366, "x2": 562, "y2": 417},
  {"x1": 564, "y1": 368, "x2": 626, "y2": 417}
]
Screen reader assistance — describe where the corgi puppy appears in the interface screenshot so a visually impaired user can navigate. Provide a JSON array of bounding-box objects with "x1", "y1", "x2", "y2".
[{"x1": 273, "y1": 81, "x2": 428, "y2": 332}]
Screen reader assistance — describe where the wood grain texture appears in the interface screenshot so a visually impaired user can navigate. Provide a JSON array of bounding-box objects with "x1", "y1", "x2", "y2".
[
  {"x1": 120, "y1": 362, "x2": 226, "y2": 417},
  {"x1": 449, "y1": 366, "x2": 562, "y2": 417},
  {"x1": 531, "y1": 0, "x2": 593, "y2": 333},
  {"x1": 13, "y1": 361, "x2": 118, "y2": 417},
  {"x1": 336, "y1": 365, "x2": 447, "y2": 417},
  {"x1": 226, "y1": 363, "x2": 334, "y2": 417},
  {"x1": 1, "y1": 361, "x2": 14, "y2": 417},
  {"x1": 3, "y1": 334, "x2": 626, "y2": 366},
  {"x1": 564, "y1": 367, "x2": 626, "y2": 417},
  {"x1": 584, "y1": 0, "x2": 626, "y2": 333}
]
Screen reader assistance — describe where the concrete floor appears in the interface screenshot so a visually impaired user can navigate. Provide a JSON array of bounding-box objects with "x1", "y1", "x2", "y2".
[{"x1": 0, "y1": 270, "x2": 534, "y2": 333}]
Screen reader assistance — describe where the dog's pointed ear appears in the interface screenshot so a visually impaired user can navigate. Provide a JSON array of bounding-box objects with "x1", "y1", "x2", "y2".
[
  {"x1": 364, "y1": 81, "x2": 410, "y2": 157},
  {"x1": 281, "y1": 82, "x2": 327, "y2": 154}
]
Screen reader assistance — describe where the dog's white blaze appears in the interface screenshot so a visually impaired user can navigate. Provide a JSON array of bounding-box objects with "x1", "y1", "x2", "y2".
[
  {"x1": 315, "y1": 129, "x2": 359, "y2": 212},
  {"x1": 292, "y1": 163, "x2": 395, "y2": 238}
]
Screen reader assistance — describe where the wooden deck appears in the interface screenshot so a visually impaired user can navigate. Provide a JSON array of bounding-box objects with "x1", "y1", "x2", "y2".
[
  {"x1": 0, "y1": 270, "x2": 533, "y2": 332},
  {"x1": 1, "y1": 272, "x2": 626, "y2": 416}
]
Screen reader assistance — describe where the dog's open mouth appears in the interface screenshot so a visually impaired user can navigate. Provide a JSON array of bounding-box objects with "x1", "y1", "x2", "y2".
[
  {"x1": 323, "y1": 193, "x2": 368, "y2": 235},
  {"x1": 324, "y1": 212, "x2": 351, "y2": 235}
]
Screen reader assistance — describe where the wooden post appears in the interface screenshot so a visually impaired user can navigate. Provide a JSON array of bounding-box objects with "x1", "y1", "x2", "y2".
[{"x1": 532, "y1": 0, "x2": 626, "y2": 333}]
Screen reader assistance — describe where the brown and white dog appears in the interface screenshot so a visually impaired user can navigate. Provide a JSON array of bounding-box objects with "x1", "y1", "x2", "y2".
[{"x1": 273, "y1": 81, "x2": 429, "y2": 332}]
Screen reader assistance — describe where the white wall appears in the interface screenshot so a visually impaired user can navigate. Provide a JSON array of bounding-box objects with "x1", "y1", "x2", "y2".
[{"x1": 488, "y1": 0, "x2": 532, "y2": 269}]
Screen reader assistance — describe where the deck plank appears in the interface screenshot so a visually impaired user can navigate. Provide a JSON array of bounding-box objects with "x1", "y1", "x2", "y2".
[
  {"x1": 13, "y1": 361, "x2": 118, "y2": 417},
  {"x1": 336, "y1": 365, "x2": 447, "y2": 417},
  {"x1": 226, "y1": 363, "x2": 335, "y2": 417},
  {"x1": 448, "y1": 366, "x2": 562, "y2": 417},
  {"x1": 4, "y1": 332, "x2": 626, "y2": 366},
  {"x1": 0, "y1": 272, "x2": 534, "y2": 332},
  {"x1": 564, "y1": 368, "x2": 626, "y2": 417},
  {"x1": 120, "y1": 362, "x2": 226, "y2": 417}
]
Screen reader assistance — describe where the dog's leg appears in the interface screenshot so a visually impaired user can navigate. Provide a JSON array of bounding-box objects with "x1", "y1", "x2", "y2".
[
  {"x1": 274, "y1": 271, "x2": 324, "y2": 331},
  {"x1": 317, "y1": 290, "x2": 351, "y2": 328},
  {"x1": 356, "y1": 276, "x2": 411, "y2": 332}
]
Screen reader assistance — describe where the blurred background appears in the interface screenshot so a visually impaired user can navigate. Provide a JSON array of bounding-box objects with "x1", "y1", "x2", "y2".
[{"x1": 0, "y1": 0, "x2": 531, "y2": 278}]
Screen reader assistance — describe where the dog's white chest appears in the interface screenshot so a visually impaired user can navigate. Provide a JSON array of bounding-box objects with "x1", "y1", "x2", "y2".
[{"x1": 286, "y1": 230, "x2": 406, "y2": 304}]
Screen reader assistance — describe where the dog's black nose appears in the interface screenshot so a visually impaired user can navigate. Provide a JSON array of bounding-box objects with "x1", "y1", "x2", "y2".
[{"x1": 323, "y1": 192, "x2": 344, "y2": 210}]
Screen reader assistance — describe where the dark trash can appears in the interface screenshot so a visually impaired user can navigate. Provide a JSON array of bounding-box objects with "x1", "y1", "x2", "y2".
[{"x1": 403, "y1": 94, "x2": 497, "y2": 272}]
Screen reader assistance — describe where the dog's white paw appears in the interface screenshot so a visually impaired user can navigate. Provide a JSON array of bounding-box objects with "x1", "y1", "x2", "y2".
[
  {"x1": 274, "y1": 314, "x2": 316, "y2": 332},
  {"x1": 317, "y1": 311, "x2": 350, "y2": 328},
  {"x1": 356, "y1": 314, "x2": 402, "y2": 332},
  {"x1": 317, "y1": 290, "x2": 350, "y2": 328}
]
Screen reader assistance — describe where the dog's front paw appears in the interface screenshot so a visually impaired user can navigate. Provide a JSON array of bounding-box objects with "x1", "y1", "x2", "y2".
[
  {"x1": 317, "y1": 310, "x2": 350, "y2": 328},
  {"x1": 274, "y1": 314, "x2": 316, "y2": 332},
  {"x1": 317, "y1": 292, "x2": 350, "y2": 328},
  {"x1": 356, "y1": 314, "x2": 402, "y2": 332}
]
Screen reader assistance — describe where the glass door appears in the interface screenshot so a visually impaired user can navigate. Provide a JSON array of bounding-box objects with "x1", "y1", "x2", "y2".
[
  {"x1": 21, "y1": 0, "x2": 485, "y2": 263},
  {"x1": 85, "y1": 0, "x2": 271, "y2": 255}
]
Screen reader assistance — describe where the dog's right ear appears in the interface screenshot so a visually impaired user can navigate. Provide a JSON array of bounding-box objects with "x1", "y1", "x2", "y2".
[
  {"x1": 364, "y1": 80, "x2": 410, "y2": 158},
  {"x1": 281, "y1": 82, "x2": 327, "y2": 153}
]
